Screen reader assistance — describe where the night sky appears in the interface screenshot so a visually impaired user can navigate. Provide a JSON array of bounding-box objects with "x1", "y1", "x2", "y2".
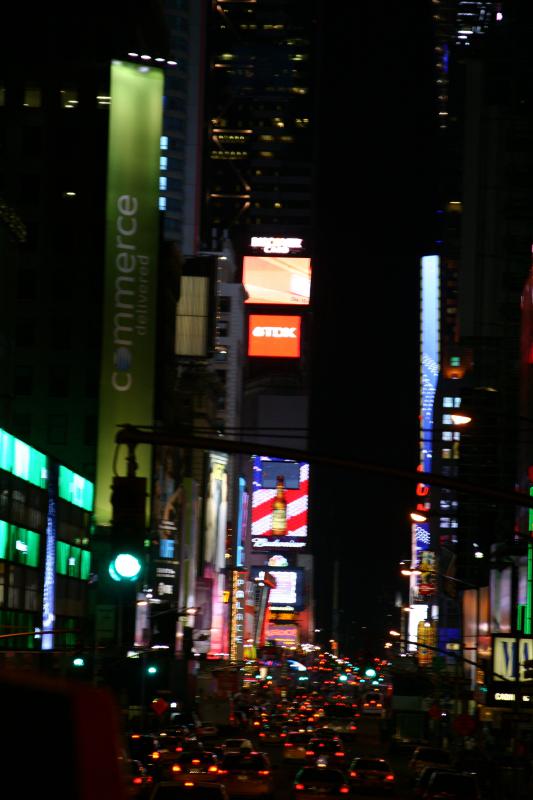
[{"x1": 309, "y1": 2, "x2": 437, "y2": 654}]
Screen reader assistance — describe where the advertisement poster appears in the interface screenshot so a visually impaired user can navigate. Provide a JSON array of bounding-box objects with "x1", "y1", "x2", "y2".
[{"x1": 251, "y1": 456, "x2": 308, "y2": 550}]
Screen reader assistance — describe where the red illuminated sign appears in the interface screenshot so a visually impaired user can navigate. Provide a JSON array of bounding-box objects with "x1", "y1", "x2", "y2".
[{"x1": 248, "y1": 315, "x2": 301, "y2": 358}]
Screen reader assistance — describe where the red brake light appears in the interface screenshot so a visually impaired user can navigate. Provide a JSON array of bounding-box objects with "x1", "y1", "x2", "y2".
[
  {"x1": 258, "y1": 770, "x2": 270, "y2": 776},
  {"x1": 192, "y1": 759, "x2": 200, "y2": 765},
  {"x1": 335, "y1": 752, "x2": 345, "y2": 757},
  {"x1": 172, "y1": 765, "x2": 182, "y2": 773},
  {"x1": 306, "y1": 750, "x2": 315, "y2": 756},
  {"x1": 350, "y1": 771, "x2": 358, "y2": 778},
  {"x1": 284, "y1": 742, "x2": 291, "y2": 747},
  {"x1": 340, "y1": 786, "x2": 350, "y2": 794},
  {"x1": 184, "y1": 782, "x2": 194, "y2": 787},
  {"x1": 133, "y1": 777, "x2": 143, "y2": 785},
  {"x1": 295, "y1": 784, "x2": 305, "y2": 791},
  {"x1": 176, "y1": 746, "x2": 183, "y2": 752},
  {"x1": 259, "y1": 733, "x2": 266, "y2": 737},
  {"x1": 208, "y1": 766, "x2": 218, "y2": 773},
  {"x1": 218, "y1": 769, "x2": 228, "y2": 775},
  {"x1": 386, "y1": 774, "x2": 395, "y2": 781},
  {"x1": 280, "y1": 733, "x2": 286, "y2": 737}
]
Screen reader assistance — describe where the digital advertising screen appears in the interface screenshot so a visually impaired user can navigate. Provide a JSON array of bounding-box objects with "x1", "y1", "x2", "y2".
[
  {"x1": 251, "y1": 456, "x2": 308, "y2": 550},
  {"x1": 243, "y1": 255, "x2": 311, "y2": 305},
  {"x1": 249, "y1": 567, "x2": 304, "y2": 609},
  {"x1": 248, "y1": 314, "x2": 301, "y2": 358},
  {"x1": 261, "y1": 460, "x2": 301, "y2": 490}
]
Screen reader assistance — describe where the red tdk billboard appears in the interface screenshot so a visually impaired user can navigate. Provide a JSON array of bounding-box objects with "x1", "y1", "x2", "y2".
[{"x1": 248, "y1": 314, "x2": 301, "y2": 358}]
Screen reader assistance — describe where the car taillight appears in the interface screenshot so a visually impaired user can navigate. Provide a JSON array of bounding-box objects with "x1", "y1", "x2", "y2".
[
  {"x1": 147, "y1": 777, "x2": 153, "y2": 784},
  {"x1": 218, "y1": 770, "x2": 228, "y2": 776},
  {"x1": 176, "y1": 746, "x2": 183, "y2": 752},
  {"x1": 253, "y1": 721, "x2": 260, "y2": 726},
  {"x1": 280, "y1": 732, "x2": 286, "y2": 737},
  {"x1": 284, "y1": 742, "x2": 291, "y2": 747},
  {"x1": 350, "y1": 725, "x2": 357, "y2": 730},
  {"x1": 192, "y1": 759, "x2": 200, "y2": 765},
  {"x1": 258, "y1": 770, "x2": 270, "y2": 776},
  {"x1": 151, "y1": 752, "x2": 160, "y2": 759},
  {"x1": 132, "y1": 777, "x2": 143, "y2": 785},
  {"x1": 172, "y1": 765, "x2": 182, "y2": 773},
  {"x1": 208, "y1": 766, "x2": 218, "y2": 773},
  {"x1": 259, "y1": 733, "x2": 266, "y2": 737},
  {"x1": 363, "y1": 703, "x2": 369, "y2": 707},
  {"x1": 340, "y1": 786, "x2": 350, "y2": 794},
  {"x1": 377, "y1": 704, "x2": 382, "y2": 708},
  {"x1": 335, "y1": 752, "x2": 345, "y2": 757},
  {"x1": 385, "y1": 774, "x2": 395, "y2": 781},
  {"x1": 350, "y1": 771, "x2": 358, "y2": 778},
  {"x1": 184, "y1": 782, "x2": 194, "y2": 787},
  {"x1": 295, "y1": 784, "x2": 305, "y2": 791}
]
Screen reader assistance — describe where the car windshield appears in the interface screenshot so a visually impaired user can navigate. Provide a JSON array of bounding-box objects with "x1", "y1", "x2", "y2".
[
  {"x1": 431, "y1": 773, "x2": 477, "y2": 795},
  {"x1": 221, "y1": 754, "x2": 267, "y2": 771},
  {"x1": 353, "y1": 759, "x2": 389, "y2": 771},
  {"x1": 298, "y1": 768, "x2": 344, "y2": 783},
  {"x1": 287, "y1": 733, "x2": 310, "y2": 743}
]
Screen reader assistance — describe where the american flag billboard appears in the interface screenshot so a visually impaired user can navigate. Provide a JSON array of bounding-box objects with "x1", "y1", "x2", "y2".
[{"x1": 251, "y1": 456, "x2": 308, "y2": 550}]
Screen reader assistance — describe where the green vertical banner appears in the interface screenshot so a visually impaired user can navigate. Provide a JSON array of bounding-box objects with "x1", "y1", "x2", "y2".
[{"x1": 95, "y1": 61, "x2": 164, "y2": 526}]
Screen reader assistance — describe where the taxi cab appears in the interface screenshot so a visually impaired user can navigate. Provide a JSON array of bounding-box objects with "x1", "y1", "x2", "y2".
[{"x1": 283, "y1": 732, "x2": 310, "y2": 761}]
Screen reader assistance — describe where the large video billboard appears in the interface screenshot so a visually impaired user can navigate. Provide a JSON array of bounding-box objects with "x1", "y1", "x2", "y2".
[
  {"x1": 95, "y1": 61, "x2": 163, "y2": 526},
  {"x1": 248, "y1": 314, "x2": 301, "y2": 358},
  {"x1": 251, "y1": 456, "x2": 308, "y2": 550},
  {"x1": 249, "y1": 566, "x2": 304, "y2": 609},
  {"x1": 243, "y1": 255, "x2": 311, "y2": 305}
]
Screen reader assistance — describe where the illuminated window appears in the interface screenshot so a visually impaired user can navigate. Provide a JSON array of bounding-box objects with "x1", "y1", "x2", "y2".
[
  {"x1": 450, "y1": 356, "x2": 461, "y2": 366},
  {"x1": 443, "y1": 397, "x2": 453, "y2": 408},
  {"x1": 23, "y1": 87, "x2": 41, "y2": 108},
  {"x1": 159, "y1": 197, "x2": 167, "y2": 211},
  {"x1": 60, "y1": 89, "x2": 78, "y2": 109},
  {"x1": 160, "y1": 156, "x2": 168, "y2": 171},
  {"x1": 160, "y1": 135, "x2": 169, "y2": 150},
  {"x1": 442, "y1": 431, "x2": 452, "y2": 441},
  {"x1": 159, "y1": 177, "x2": 167, "y2": 191},
  {"x1": 442, "y1": 449, "x2": 451, "y2": 460},
  {"x1": 259, "y1": 151, "x2": 274, "y2": 158},
  {"x1": 442, "y1": 415, "x2": 453, "y2": 425},
  {"x1": 454, "y1": 397, "x2": 461, "y2": 407}
]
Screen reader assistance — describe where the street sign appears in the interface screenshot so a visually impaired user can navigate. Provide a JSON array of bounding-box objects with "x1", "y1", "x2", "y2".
[
  {"x1": 452, "y1": 713, "x2": 476, "y2": 736},
  {"x1": 152, "y1": 697, "x2": 169, "y2": 716}
]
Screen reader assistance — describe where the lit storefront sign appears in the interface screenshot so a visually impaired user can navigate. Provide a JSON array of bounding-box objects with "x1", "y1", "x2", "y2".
[
  {"x1": 230, "y1": 570, "x2": 247, "y2": 662},
  {"x1": 249, "y1": 567, "x2": 304, "y2": 610},
  {"x1": 417, "y1": 620, "x2": 436, "y2": 667},
  {"x1": 243, "y1": 256, "x2": 311, "y2": 305},
  {"x1": 250, "y1": 236, "x2": 303, "y2": 254},
  {"x1": 95, "y1": 60, "x2": 163, "y2": 526},
  {"x1": 248, "y1": 314, "x2": 301, "y2": 358},
  {"x1": 412, "y1": 255, "x2": 440, "y2": 603}
]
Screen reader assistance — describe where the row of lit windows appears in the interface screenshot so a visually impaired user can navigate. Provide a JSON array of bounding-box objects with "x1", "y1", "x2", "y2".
[{"x1": 442, "y1": 396, "x2": 461, "y2": 408}]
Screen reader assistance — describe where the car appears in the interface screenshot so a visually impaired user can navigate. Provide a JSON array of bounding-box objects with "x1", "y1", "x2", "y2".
[
  {"x1": 348, "y1": 756, "x2": 396, "y2": 792},
  {"x1": 257, "y1": 723, "x2": 284, "y2": 745},
  {"x1": 359, "y1": 692, "x2": 385, "y2": 717},
  {"x1": 424, "y1": 770, "x2": 482, "y2": 799},
  {"x1": 148, "y1": 781, "x2": 229, "y2": 800},
  {"x1": 305, "y1": 738, "x2": 347, "y2": 767},
  {"x1": 197, "y1": 722, "x2": 220, "y2": 739},
  {"x1": 283, "y1": 731, "x2": 311, "y2": 761},
  {"x1": 127, "y1": 734, "x2": 162, "y2": 767},
  {"x1": 408, "y1": 746, "x2": 453, "y2": 779},
  {"x1": 123, "y1": 758, "x2": 154, "y2": 798},
  {"x1": 414, "y1": 766, "x2": 455, "y2": 798},
  {"x1": 293, "y1": 766, "x2": 351, "y2": 799},
  {"x1": 163, "y1": 752, "x2": 221, "y2": 782},
  {"x1": 220, "y1": 738, "x2": 254, "y2": 753},
  {"x1": 218, "y1": 751, "x2": 274, "y2": 797}
]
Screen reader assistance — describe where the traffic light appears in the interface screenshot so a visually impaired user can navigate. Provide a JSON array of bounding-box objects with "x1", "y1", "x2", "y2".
[
  {"x1": 522, "y1": 659, "x2": 533, "y2": 681},
  {"x1": 364, "y1": 667, "x2": 377, "y2": 679},
  {"x1": 109, "y1": 476, "x2": 147, "y2": 582}
]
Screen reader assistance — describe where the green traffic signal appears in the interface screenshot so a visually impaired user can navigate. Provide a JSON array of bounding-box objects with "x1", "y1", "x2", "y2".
[
  {"x1": 72, "y1": 656, "x2": 85, "y2": 668},
  {"x1": 364, "y1": 667, "x2": 377, "y2": 678},
  {"x1": 147, "y1": 665, "x2": 158, "y2": 675},
  {"x1": 108, "y1": 553, "x2": 142, "y2": 582}
]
